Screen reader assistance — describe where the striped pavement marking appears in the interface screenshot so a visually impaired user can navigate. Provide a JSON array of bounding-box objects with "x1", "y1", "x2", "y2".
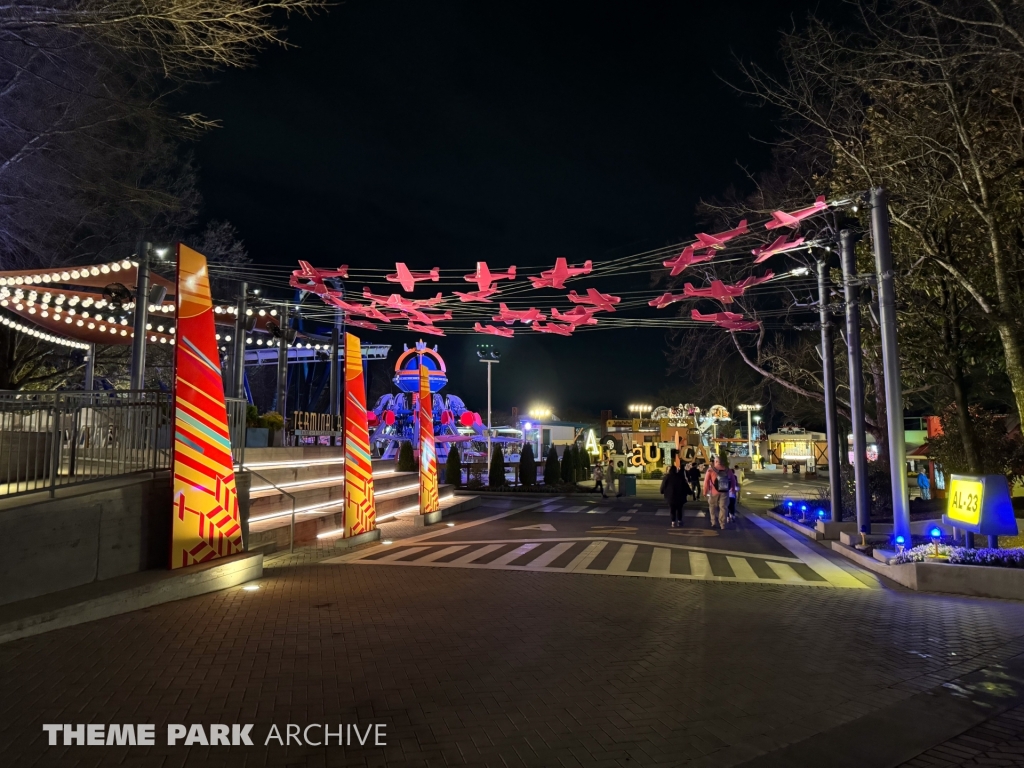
[{"x1": 337, "y1": 537, "x2": 868, "y2": 588}]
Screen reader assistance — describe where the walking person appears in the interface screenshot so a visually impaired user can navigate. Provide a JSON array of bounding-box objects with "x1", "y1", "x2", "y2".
[
  {"x1": 593, "y1": 461, "x2": 604, "y2": 496},
  {"x1": 703, "y1": 455, "x2": 737, "y2": 530},
  {"x1": 605, "y1": 459, "x2": 621, "y2": 498},
  {"x1": 727, "y1": 466, "x2": 740, "y2": 523},
  {"x1": 685, "y1": 461, "x2": 701, "y2": 501},
  {"x1": 660, "y1": 450, "x2": 690, "y2": 527}
]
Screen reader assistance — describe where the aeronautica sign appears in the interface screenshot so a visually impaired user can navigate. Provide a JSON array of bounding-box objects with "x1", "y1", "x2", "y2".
[{"x1": 41, "y1": 723, "x2": 387, "y2": 748}]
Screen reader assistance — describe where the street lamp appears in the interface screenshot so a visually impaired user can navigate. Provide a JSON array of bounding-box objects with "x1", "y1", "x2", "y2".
[
  {"x1": 737, "y1": 404, "x2": 762, "y2": 461},
  {"x1": 477, "y1": 345, "x2": 500, "y2": 470},
  {"x1": 628, "y1": 404, "x2": 652, "y2": 417}
]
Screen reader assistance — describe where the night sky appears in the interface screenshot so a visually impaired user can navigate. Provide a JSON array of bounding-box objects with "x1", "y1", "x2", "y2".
[{"x1": 186, "y1": 0, "x2": 822, "y2": 418}]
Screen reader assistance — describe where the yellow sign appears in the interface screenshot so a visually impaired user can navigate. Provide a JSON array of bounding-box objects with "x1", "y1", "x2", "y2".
[{"x1": 947, "y1": 477, "x2": 984, "y2": 526}]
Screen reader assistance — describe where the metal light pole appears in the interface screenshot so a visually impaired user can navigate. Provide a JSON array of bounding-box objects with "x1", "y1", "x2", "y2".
[
  {"x1": 840, "y1": 229, "x2": 871, "y2": 533},
  {"x1": 870, "y1": 188, "x2": 911, "y2": 542},
  {"x1": 737, "y1": 404, "x2": 761, "y2": 465},
  {"x1": 129, "y1": 241, "x2": 151, "y2": 391},
  {"x1": 477, "y1": 345, "x2": 500, "y2": 474},
  {"x1": 818, "y1": 260, "x2": 844, "y2": 522},
  {"x1": 232, "y1": 283, "x2": 248, "y2": 399}
]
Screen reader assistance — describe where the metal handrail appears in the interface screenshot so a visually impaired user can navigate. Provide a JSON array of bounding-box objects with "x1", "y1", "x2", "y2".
[{"x1": 239, "y1": 464, "x2": 298, "y2": 553}]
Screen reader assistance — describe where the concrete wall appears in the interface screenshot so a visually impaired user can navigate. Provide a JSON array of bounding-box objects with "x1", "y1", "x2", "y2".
[{"x1": 0, "y1": 474, "x2": 172, "y2": 606}]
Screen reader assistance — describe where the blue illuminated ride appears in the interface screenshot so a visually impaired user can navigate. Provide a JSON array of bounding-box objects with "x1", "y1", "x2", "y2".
[{"x1": 369, "y1": 343, "x2": 482, "y2": 461}]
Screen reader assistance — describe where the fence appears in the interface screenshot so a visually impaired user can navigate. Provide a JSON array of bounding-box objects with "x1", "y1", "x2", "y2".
[{"x1": 0, "y1": 391, "x2": 247, "y2": 499}]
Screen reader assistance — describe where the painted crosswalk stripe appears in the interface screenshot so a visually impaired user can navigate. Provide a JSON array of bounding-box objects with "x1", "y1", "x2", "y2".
[
  {"x1": 726, "y1": 555, "x2": 760, "y2": 581},
  {"x1": 606, "y1": 544, "x2": 639, "y2": 574},
  {"x1": 452, "y1": 544, "x2": 503, "y2": 565},
  {"x1": 656, "y1": 509, "x2": 670, "y2": 517},
  {"x1": 618, "y1": 516, "x2": 632, "y2": 522},
  {"x1": 379, "y1": 547, "x2": 429, "y2": 562},
  {"x1": 491, "y1": 543, "x2": 541, "y2": 566},
  {"x1": 767, "y1": 561, "x2": 807, "y2": 583},
  {"x1": 559, "y1": 505, "x2": 585, "y2": 514},
  {"x1": 649, "y1": 547, "x2": 671, "y2": 577},
  {"x1": 569, "y1": 541, "x2": 607, "y2": 571},
  {"x1": 528, "y1": 542, "x2": 576, "y2": 568},
  {"x1": 587, "y1": 508, "x2": 609, "y2": 514},
  {"x1": 418, "y1": 546, "x2": 469, "y2": 563},
  {"x1": 688, "y1": 551, "x2": 712, "y2": 579}
]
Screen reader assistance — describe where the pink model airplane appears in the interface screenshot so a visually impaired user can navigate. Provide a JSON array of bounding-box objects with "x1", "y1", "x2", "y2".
[
  {"x1": 533, "y1": 322, "x2": 574, "y2": 336},
  {"x1": 464, "y1": 262, "x2": 516, "y2": 291},
  {"x1": 362, "y1": 288, "x2": 444, "y2": 309},
  {"x1": 551, "y1": 306, "x2": 599, "y2": 326},
  {"x1": 662, "y1": 246, "x2": 714, "y2": 276},
  {"x1": 386, "y1": 263, "x2": 440, "y2": 292},
  {"x1": 353, "y1": 302, "x2": 392, "y2": 323},
  {"x1": 716, "y1": 318, "x2": 761, "y2": 331},
  {"x1": 413, "y1": 310, "x2": 453, "y2": 324},
  {"x1": 453, "y1": 287, "x2": 500, "y2": 303},
  {"x1": 691, "y1": 310, "x2": 746, "y2": 323},
  {"x1": 324, "y1": 294, "x2": 368, "y2": 313},
  {"x1": 567, "y1": 288, "x2": 621, "y2": 313},
  {"x1": 290, "y1": 261, "x2": 349, "y2": 295},
  {"x1": 752, "y1": 235, "x2": 805, "y2": 264},
  {"x1": 528, "y1": 258, "x2": 593, "y2": 289},
  {"x1": 492, "y1": 303, "x2": 546, "y2": 325},
  {"x1": 345, "y1": 318, "x2": 380, "y2": 331},
  {"x1": 407, "y1": 321, "x2": 445, "y2": 336},
  {"x1": 765, "y1": 196, "x2": 828, "y2": 230},
  {"x1": 694, "y1": 220, "x2": 748, "y2": 250},
  {"x1": 683, "y1": 272, "x2": 774, "y2": 304},
  {"x1": 648, "y1": 292, "x2": 687, "y2": 310},
  {"x1": 474, "y1": 322, "x2": 515, "y2": 338}
]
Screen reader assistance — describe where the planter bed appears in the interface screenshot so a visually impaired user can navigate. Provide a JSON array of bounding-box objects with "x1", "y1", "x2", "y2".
[{"x1": 831, "y1": 541, "x2": 1024, "y2": 600}]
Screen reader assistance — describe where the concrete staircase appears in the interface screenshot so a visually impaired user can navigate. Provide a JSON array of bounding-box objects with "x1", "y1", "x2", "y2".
[{"x1": 241, "y1": 447, "x2": 455, "y2": 548}]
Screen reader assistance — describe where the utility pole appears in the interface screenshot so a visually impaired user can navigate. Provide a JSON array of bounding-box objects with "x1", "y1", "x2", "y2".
[
  {"x1": 276, "y1": 303, "x2": 289, "y2": 432},
  {"x1": 232, "y1": 283, "x2": 248, "y2": 400},
  {"x1": 329, "y1": 313, "x2": 340, "y2": 445},
  {"x1": 870, "y1": 188, "x2": 911, "y2": 543},
  {"x1": 818, "y1": 259, "x2": 844, "y2": 522},
  {"x1": 129, "y1": 241, "x2": 151, "y2": 391},
  {"x1": 840, "y1": 229, "x2": 871, "y2": 533},
  {"x1": 84, "y1": 343, "x2": 95, "y2": 392}
]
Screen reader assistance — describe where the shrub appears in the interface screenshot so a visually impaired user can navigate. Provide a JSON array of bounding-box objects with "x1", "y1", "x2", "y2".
[
  {"x1": 543, "y1": 446, "x2": 560, "y2": 485},
  {"x1": 561, "y1": 445, "x2": 575, "y2": 483},
  {"x1": 520, "y1": 443, "x2": 537, "y2": 486},
  {"x1": 839, "y1": 460, "x2": 893, "y2": 522},
  {"x1": 893, "y1": 543, "x2": 1024, "y2": 568},
  {"x1": 246, "y1": 404, "x2": 260, "y2": 428},
  {"x1": 928, "y1": 404, "x2": 1024, "y2": 484},
  {"x1": 398, "y1": 441, "x2": 416, "y2": 472},
  {"x1": 445, "y1": 446, "x2": 462, "y2": 486},
  {"x1": 580, "y1": 446, "x2": 591, "y2": 479},
  {"x1": 488, "y1": 445, "x2": 506, "y2": 488}
]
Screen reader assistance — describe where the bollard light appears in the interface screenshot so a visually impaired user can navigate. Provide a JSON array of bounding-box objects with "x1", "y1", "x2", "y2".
[
  {"x1": 816, "y1": 509, "x2": 826, "y2": 519},
  {"x1": 895, "y1": 534, "x2": 906, "y2": 554},
  {"x1": 930, "y1": 527, "x2": 942, "y2": 558}
]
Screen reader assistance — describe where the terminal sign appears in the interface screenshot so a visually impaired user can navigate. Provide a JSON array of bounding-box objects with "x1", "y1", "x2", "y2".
[{"x1": 943, "y1": 474, "x2": 1019, "y2": 537}]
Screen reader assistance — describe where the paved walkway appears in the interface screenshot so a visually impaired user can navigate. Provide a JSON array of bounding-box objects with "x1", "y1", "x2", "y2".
[{"x1": 4, "y1": 499, "x2": 1024, "y2": 767}]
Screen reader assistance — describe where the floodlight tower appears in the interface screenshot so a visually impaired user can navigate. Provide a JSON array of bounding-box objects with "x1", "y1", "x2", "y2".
[
  {"x1": 477, "y1": 345, "x2": 500, "y2": 469},
  {"x1": 737, "y1": 404, "x2": 762, "y2": 462}
]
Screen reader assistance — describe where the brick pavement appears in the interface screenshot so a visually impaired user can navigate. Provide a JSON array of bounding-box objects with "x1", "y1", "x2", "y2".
[
  {"x1": 900, "y1": 705, "x2": 1024, "y2": 768},
  {"x1": 5, "y1": 505, "x2": 1024, "y2": 767}
]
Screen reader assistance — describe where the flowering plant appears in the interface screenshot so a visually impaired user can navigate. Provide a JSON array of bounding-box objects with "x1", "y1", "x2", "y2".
[{"x1": 891, "y1": 544, "x2": 1024, "y2": 568}]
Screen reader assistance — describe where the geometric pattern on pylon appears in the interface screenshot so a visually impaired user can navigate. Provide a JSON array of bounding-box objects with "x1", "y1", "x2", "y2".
[
  {"x1": 418, "y1": 357, "x2": 439, "y2": 514},
  {"x1": 343, "y1": 332, "x2": 376, "y2": 537},
  {"x1": 170, "y1": 244, "x2": 243, "y2": 568}
]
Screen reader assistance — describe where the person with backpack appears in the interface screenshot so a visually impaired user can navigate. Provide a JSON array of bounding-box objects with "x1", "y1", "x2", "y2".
[
  {"x1": 703, "y1": 455, "x2": 737, "y2": 530},
  {"x1": 660, "y1": 449, "x2": 691, "y2": 527}
]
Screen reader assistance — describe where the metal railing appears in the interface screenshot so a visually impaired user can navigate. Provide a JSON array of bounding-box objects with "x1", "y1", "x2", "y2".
[{"x1": 0, "y1": 390, "x2": 248, "y2": 499}]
